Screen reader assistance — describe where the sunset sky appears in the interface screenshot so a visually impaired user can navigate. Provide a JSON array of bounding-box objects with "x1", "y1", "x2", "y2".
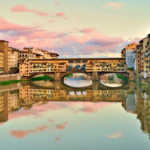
[{"x1": 0, "y1": 0, "x2": 150, "y2": 58}]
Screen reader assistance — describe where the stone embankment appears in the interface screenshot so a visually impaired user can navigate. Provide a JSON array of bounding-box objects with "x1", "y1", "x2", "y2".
[{"x1": 0, "y1": 74, "x2": 21, "y2": 82}]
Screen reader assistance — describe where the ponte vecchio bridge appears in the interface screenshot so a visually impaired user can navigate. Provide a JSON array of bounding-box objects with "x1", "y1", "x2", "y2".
[{"x1": 20, "y1": 58, "x2": 128, "y2": 80}]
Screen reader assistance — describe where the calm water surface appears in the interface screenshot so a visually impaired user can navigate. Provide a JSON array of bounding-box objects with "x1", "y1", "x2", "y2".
[{"x1": 0, "y1": 73, "x2": 150, "y2": 150}]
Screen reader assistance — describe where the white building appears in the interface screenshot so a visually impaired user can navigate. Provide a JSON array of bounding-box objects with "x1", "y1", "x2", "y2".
[{"x1": 126, "y1": 49, "x2": 134, "y2": 68}]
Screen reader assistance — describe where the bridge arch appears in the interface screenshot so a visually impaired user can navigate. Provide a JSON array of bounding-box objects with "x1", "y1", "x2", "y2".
[
  {"x1": 76, "y1": 65, "x2": 81, "y2": 70},
  {"x1": 82, "y1": 64, "x2": 86, "y2": 70},
  {"x1": 69, "y1": 91, "x2": 75, "y2": 96},
  {"x1": 77, "y1": 91, "x2": 82, "y2": 95},
  {"x1": 69, "y1": 64, "x2": 74, "y2": 70}
]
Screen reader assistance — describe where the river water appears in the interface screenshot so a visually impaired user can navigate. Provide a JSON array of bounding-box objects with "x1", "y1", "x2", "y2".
[{"x1": 0, "y1": 73, "x2": 150, "y2": 150}]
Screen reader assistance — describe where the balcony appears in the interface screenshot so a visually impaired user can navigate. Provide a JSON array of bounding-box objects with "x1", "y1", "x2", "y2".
[{"x1": 145, "y1": 57, "x2": 148, "y2": 62}]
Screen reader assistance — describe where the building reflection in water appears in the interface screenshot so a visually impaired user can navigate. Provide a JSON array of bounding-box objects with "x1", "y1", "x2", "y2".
[{"x1": 0, "y1": 79, "x2": 150, "y2": 139}]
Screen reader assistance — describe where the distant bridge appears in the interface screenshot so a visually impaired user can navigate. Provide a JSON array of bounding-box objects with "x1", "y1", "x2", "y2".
[{"x1": 20, "y1": 58, "x2": 128, "y2": 81}]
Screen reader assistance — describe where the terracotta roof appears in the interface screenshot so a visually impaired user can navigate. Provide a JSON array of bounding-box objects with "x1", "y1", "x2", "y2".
[
  {"x1": 0, "y1": 40, "x2": 9, "y2": 43},
  {"x1": 124, "y1": 42, "x2": 139, "y2": 50},
  {"x1": 24, "y1": 47, "x2": 33, "y2": 49}
]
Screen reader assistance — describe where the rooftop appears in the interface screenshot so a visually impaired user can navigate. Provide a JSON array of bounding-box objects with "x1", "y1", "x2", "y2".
[{"x1": 0, "y1": 40, "x2": 9, "y2": 43}]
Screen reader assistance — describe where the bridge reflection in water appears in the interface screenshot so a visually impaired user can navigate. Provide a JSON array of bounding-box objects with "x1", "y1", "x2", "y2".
[{"x1": 0, "y1": 80, "x2": 150, "y2": 139}]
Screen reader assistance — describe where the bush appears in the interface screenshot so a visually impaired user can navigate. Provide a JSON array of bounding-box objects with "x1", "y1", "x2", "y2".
[
  {"x1": 31, "y1": 75, "x2": 53, "y2": 81},
  {"x1": 64, "y1": 73, "x2": 73, "y2": 78},
  {"x1": 0, "y1": 80, "x2": 26, "y2": 86},
  {"x1": 116, "y1": 73, "x2": 128, "y2": 81}
]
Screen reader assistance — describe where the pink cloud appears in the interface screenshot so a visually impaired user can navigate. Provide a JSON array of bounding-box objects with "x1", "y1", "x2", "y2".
[
  {"x1": 55, "y1": 1, "x2": 60, "y2": 5},
  {"x1": 48, "y1": 20, "x2": 55, "y2": 23},
  {"x1": 11, "y1": 4, "x2": 50, "y2": 16},
  {"x1": 56, "y1": 12, "x2": 65, "y2": 17},
  {"x1": 56, "y1": 122, "x2": 68, "y2": 130},
  {"x1": 10, "y1": 125, "x2": 49, "y2": 139},
  {"x1": 57, "y1": 125, "x2": 66, "y2": 130},
  {"x1": 77, "y1": 28, "x2": 97, "y2": 33},
  {"x1": 55, "y1": 137, "x2": 60, "y2": 141},
  {"x1": 0, "y1": 17, "x2": 137, "y2": 57},
  {"x1": 63, "y1": 16, "x2": 67, "y2": 20},
  {"x1": 64, "y1": 122, "x2": 68, "y2": 125},
  {"x1": 49, "y1": 119, "x2": 55, "y2": 122},
  {"x1": 102, "y1": 2, "x2": 124, "y2": 10}
]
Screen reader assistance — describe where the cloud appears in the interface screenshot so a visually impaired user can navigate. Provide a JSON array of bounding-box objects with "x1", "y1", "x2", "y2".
[
  {"x1": 55, "y1": 137, "x2": 60, "y2": 141},
  {"x1": 11, "y1": 4, "x2": 50, "y2": 16},
  {"x1": 75, "y1": 28, "x2": 97, "y2": 33},
  {"x1": 57, "y1": 125, "x2": 66, "y2": 129},
  {"x1": 56, "y1": 12, "x2": 67, "y2": 19},
  {"x1": 63, "y1": 16, "x2": 68, "y2": 20},
  {"x1": 56, "y1": 12, "x2": 65, "y2": 17},
  {"x1": 10, "y1": 125, "x2": 49, "y2": 139},
  {"x1": 56, "y1": 122, "x2": 68, "y2": 130},
  {"x1": 102, "y1": 3, "x2": 124, "y2": 10},
  {"x1": 48, "y1": 20, "x2": 55, "y2": 23},
  {"x1": 105, "y1": 132, "x2": 123, "y2": 139},
  {"x1": 0, "y1": 18, "x2": 135, "y2": 58},
  {"x1": 55, "y1": 1, "x2": 60, "y2": 5},
  {"x1": 49, "y1": 119, "x2": 55, "y2": 122}
]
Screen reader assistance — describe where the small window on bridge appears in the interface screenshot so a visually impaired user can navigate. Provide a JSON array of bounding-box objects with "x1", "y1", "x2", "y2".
[
  {"x1": 75, "y1": 61, "x2": 81, "y2": 63},
  {"x1": 82, "y1": 60, "x2": 87, "y2": 63},
  {"x1": 69, "y1": 61, "x2": 74, "y2": 63}
]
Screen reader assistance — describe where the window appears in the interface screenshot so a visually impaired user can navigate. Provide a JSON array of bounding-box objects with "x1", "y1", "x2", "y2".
[
  {"x1": 69, "y1": 61, "x2": 74, "y2": 63},
  {"x1": 82, "y1": 60, "x2": 87, "y2": 63},
  {"x1": 75, "y1": 61, "x2": 81, "y2": 63}
]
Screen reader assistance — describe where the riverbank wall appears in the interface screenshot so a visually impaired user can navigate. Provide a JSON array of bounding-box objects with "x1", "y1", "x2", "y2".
[{"x1": 0, "y1": 74, "x2": 21, "y2": 82}]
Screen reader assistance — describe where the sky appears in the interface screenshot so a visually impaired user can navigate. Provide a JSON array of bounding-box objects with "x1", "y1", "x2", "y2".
[{"x1": 0, "y1": 0, "x2": 150, "y2": 58}]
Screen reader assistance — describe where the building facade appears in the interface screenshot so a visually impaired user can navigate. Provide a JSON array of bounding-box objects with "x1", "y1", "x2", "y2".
[
  {"x1": 0, "y1": 40, "x2": 9, "y2": 73},
  {"x1": 19, "y1": 58, "x2": 127, "y2": 77},
  {"x1": 8, "y1": 47, "x2": 20, "y2": 73},
  {"x1": 0, "y1": 50, "x2": 4, "y2": 74}
]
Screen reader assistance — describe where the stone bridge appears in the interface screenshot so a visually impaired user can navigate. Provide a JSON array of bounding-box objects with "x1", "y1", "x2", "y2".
[{"x1": 20, "y1": 58, "x2": 128, "y2": 81}]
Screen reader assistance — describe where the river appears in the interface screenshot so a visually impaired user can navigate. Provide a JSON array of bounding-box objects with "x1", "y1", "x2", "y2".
[{"x1": 0, "y1": 73, "x2": 150, "y2": 150}]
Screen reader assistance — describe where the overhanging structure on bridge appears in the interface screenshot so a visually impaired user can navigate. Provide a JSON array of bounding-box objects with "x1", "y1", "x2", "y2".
[{"x1": 19, "y1": 58, "x2": 128, "y2": 80}]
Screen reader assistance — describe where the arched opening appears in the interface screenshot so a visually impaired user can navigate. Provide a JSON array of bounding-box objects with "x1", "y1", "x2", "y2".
[
  {"x1": 100, "y1": 73, "x2": 124, "y2": 87},
  {"x1": 82, "y1": 91, "x2": 86, "y2": 96},
  {"x1": 69, "y1": 65, "x2": 74, "y2": 71},
  {"x1": 77, "y1": 91, "x2": 81, "y2": 95},
  {"x1": 82, "y1": 64, "x2": 86, "y2": 70},
  {"x1": 69, "y1": 91, "x2": 75, "y2": 96},
  {"x1": 76, "y1": 65, "x2": 81, "y2": 70},
  {"x1": 63, "y1": 73, "x2": 92, "y2": 88}
]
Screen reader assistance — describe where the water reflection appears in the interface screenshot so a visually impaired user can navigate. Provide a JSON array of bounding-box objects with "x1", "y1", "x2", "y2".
[
  {"x1": 0, "y1": 74, "x2": 150, "y2": 149},
  {"x1": 100, "y1": 73, "x2": 123, "y2": 87},
  {"x1": 64, "y1": 73, "x2": 92, "y2": 88}
]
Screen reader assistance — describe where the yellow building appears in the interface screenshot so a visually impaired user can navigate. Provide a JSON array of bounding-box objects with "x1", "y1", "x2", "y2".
[
  {"x1": 22, "y1": 47, "x2": 59, "y2": 59},
  {"x1": 8, "y1": 91, "x2": 19, "y2": 113},
  {"x1": 19, "y1": 59, "x2": 67, "y2": 76},
  {"x1": 86, "y1": 59, "x2": 127, "y2": 72},
  {"x1": 0, "y1": 50, "x2": 4, "y2": 73},
  {"x1": 139, "y1": 34, "x2": 150, "y2": 78},
  {"x1": 135, "y1": 45, "x2": 142, "y2": 73},
  {"x1": 8, "y1": 47, "x2": 20, "y2": 73},
  {"x1": 0, "y1": 92, "x2": 8, "y2": 122},
  {"x1": 0, "y1": 40, "x2": 9, "y2": 73}
]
